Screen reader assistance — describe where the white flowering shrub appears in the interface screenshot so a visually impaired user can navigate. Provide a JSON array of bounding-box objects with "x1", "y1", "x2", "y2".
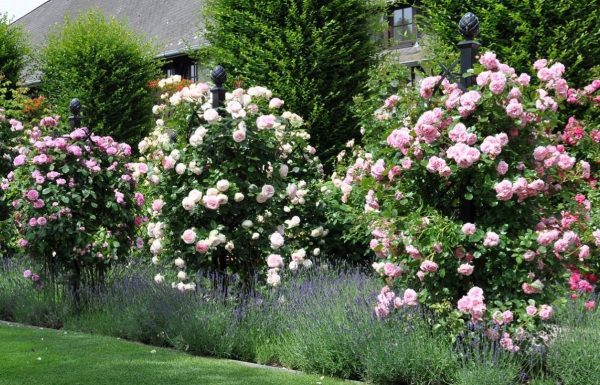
[{"x1": 138, "y1": 76, "x2": 327, "y2": 289}]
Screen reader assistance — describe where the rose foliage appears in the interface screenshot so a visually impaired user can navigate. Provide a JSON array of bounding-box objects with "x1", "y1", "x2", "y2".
[
  {"x1": 138, "y1": 76, "x2": 327, "y2": 290},
  {"x1": 328, "y1": 53, "x2": 600, "y2": 346}
]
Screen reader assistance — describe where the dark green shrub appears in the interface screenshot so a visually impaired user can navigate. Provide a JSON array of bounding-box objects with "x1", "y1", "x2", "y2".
[
  {"x1": 0, "y1": 14, "x2": 29, "y2": 87},
  {"x1": 419, "y1": 0, "x2": 600, "y2": 87},
  {"x1": 40, "y1": 10, "x2": 160, "y2": 146},
  {"x1": 202, "y1": 0, "x2": 383, "y2": 163}
]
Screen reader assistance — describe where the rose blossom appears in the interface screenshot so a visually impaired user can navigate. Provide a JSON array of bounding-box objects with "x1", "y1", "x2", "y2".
[
  {"x1": 462, "y1": 223, "x2": 476, "y2": 235},
  {"x1": 457, "y1": 263, "x2": 474, "y2": 276},
  {"x1": 267, "y1": 254, "x2": 284, "y2": 268},
  {"x1": 483, "y1": 232, "x2": 500, "y2": 247},
  {"x1": 181, "y1": 229, "x2": 197, "y2": 244},
  {"x1": 269, "y1": 232, "x2": 284, "y2": 249},
  {"x1": 403, "y1": 289, "x2": 418, "y2": 306},
  {"x1": 420, "y1": 260, "x2": 439, "y2": 273}
]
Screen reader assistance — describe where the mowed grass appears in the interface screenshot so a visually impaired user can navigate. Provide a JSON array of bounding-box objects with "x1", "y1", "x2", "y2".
[{"x1": 0, "y1": 323, "x2": 350, "y2": 385}]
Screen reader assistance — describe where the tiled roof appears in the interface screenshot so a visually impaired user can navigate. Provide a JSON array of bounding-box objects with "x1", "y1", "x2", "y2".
[{"x1": 14, "y1": 0, "x2": 207, "y2": 57}]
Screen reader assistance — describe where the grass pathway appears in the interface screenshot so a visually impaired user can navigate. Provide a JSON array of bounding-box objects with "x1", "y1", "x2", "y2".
[{"x1": 0, "y1": 323, "x2": 349, "y2": 385}]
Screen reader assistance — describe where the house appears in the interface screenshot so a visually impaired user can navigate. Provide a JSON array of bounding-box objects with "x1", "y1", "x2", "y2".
[
  {"x1": 13, "y1": 0, "x2": 207, "y2": 86},
  {"x1": 14, "y1": 0, "x2": 424, "y2": 86}
]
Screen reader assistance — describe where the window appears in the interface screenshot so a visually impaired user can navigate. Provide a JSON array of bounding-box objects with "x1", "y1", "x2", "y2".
[
  {"x1": 189, "y1": 63, "x2": 198, "y2": 82},
  {"x1": 166, "y1": 67, "x2": 176, "y2": 77},
  {"x1": 388, "y1": 6, "x2": 416, "y2": 47}
]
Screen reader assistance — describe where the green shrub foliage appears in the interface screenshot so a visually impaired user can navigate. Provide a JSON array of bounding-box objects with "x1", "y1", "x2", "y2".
[
  {"x1": 202, "y1": 0, "x2": 383, "y2": 163},
  {"x1": 419, "y1": 0, "x2": 600, "y2": 87},
  {"x1": 40, "y1": 10, "x2": 160, "y2": 147},
  {"x1": 0, "y1": 14, "x2": 29, "y2": 88}
]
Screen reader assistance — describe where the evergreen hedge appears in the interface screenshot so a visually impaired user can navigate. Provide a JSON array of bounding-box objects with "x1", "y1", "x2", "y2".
[
  {"x1": 202, "y1": 0, "x2": 384, "y2": 163},
  {"x1": 40, "y1": 10, "x2": 160, "y2": 146}
]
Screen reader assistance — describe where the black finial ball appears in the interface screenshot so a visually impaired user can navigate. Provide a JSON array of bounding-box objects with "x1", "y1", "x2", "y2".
[
  {"x1": 458, "y1": 12, "x2": 480, "y2": 40},
  {"x1": 69, "y1": 98, "x2": 81, "y2": 115},
  {"x1": 211, "y1": 65, "x2": 227, "y2": 87}
]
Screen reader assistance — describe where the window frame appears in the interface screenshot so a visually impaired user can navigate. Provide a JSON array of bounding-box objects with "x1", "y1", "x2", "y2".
[{"x1": 386, "y1": 5, "x2": 418, "y2": 49}]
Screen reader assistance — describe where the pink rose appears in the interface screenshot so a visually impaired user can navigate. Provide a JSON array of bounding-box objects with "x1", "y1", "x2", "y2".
[
  {"x1": 584, "y1": 301, "x2": 596, "y2": 311},
  {"x1": 26, "y1": 189, "x2": 39, "y2": 201},
  {"x1": 495, "y1": 180, "x2": 513, "y2": 201},
  {"x1": 483, "y1": 232, "x2": 500, "y2": 247},
  {"x1": 496, "y1": 161, "x2": 509, "y2": 175},
  {"x1": 152, "y1": 199, "x2": 164, "y2": 212},
  {"x1": 538, "y1": 304, "x2": 553, "y2": 320},
  {"x1": 202, "y1": 195, "x2": 220, "y2": 210},
  {"x1": 526, "y1": 305, "x2": 537, "y2": 316},
  {"x1": 403, "y1": 289, "x2": 418, "y2": 306},
  {"x1": 268, "y1": 98, "x2": 284, "y2": 109},
  {"x1": 181, "y1": 229, "x2": 197, "y2": 244},
  {"x1": 502, "y1": 310, "x2": 514, "y2": 324},
  {"x1": 13, "y1": 154, "x2": 26, "y2": 167},
  {"x1": 232, "y1": 129, "x2": 246, "y2": 142},
  {"x1": 523, "y1": 250, "x2": 536, "y2": 262},
  {"x1": 383, "y1": 263, "x2": 402, "y2": 278},
  {"x1": 461, "y1": 223, "x2": 476, "y2": 236},
  {"x1": 256, "y1": 114, "x2": 276, "y2": 130},
  {"x1": 195, "y1": 240, "x2": 210, "y2": 253},
  {"x1": 420, "y1": 260, "x2": 439, "y2": 273},
  {"x1": 457, "y1": 263, "x2": 474, "y2": 276}
]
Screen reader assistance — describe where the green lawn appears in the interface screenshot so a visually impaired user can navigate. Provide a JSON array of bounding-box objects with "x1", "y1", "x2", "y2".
[{"x1": 0, "y1": 323, "x2": 350, "y2": 385}]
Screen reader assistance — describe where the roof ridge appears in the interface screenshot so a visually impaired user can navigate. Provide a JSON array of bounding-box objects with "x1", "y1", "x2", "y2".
[{"x1": 10, "y1": 0, "x2": 53, "y2": 24}]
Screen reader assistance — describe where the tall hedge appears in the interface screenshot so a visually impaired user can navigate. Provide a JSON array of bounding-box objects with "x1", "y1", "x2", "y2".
[
  {"x1": 418, "y1": 0, "x2": 600, "y2": 87},
  {"x1": 0, "y1": 14, "x2": 29, "y2": 87},
  {"x1": 203, "y1": 0, "x2": 383, "y2": 162},
  {"x1": 41, "y1": 11, "x2": 160, "y2": 146}
]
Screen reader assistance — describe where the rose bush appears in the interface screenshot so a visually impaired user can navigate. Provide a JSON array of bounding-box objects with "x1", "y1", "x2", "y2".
[
  {"x1": 325, "y1": 53, "x2": 600, "y2": 346},
  {"x1": 138, "y1": 76, "x2": 327, "y2": 289},
  {"x1": 2, "y1": 115, "x2": 141, "y2": 291}
]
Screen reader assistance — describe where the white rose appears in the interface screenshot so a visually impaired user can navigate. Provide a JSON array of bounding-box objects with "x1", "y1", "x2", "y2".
[
  {"x1": 182, "y1": 196, "x2": 196, "y2": 211},
  {"x1": 302, "y1": 259, "x2": 313, "y2": 269},
  {"x1": 174, "y1": 257, "x2": 186, "y2": 268},
  {"x1": 289, "y1": 261, "x2": 299, "y2": 271},
  {"x1": 170, "y1": 149, "x2": 181, "y2": 161},
  {"x1": 204, "y1": 108, "x2": 219, "y2": 123},
  {"x1": 311, "y1": 227, "x2": 324, "y2": 237},
  {"x1": 285, "y1": 216, "x2": 300, "y2": 229},
  {"x1": 225, "y1": 241, "x2": 235, "y2": 252},
  {"x1": 269, "y1": 232, "x2": 285, "y2": 249},
  {"x1": 189, "y1": 134, "x2": 203, "y2": 147},
  {"x1": 216, "y1": 179, "x2": 230, "y2": 192},
  {"x1": 279, "y1": 164, "x2": 289, "y2": 178},
  {"x1": 177, "y1": 271, "x2": 187, "y2": 280},
  {"x1": 242, "y1": 220, "x2": 253, "y2": 228},
  {"x1": 313, "y1": 248, "x2": 321, "y2": 256},
  {"x1": 206, "y1": 188, "x2": 219, "y2": 196},
  {"x1": 138, "y1": 140, "x2": 149, "y2": 153},
  {"x1": 252, "y1": 232, "x2": 260, "y2": 240},
  {"x1": 150, "y1": 239, "x2": 162, "y2": 254},
  {"x1": 151, "y1": 256, "x2": 159, "y2": 265},
  {"x1": 175, "y1": 163, "x2": 186, "y2": 175},
  {"x1": 217, "y1": 194, "x2": 228, "y2": 204},
  {"x1": 234, "y1": 193, "x2": 245, "y2": 202},
  {"x1": 188, "y1": 189, "x2": 203, "y2": 203},
  {"x1": 154, "y1": 274, "x2": 164, "y2": 284}
]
